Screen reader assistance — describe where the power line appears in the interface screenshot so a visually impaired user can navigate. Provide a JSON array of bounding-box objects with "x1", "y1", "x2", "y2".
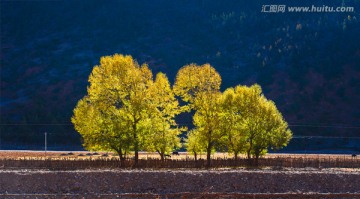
[
  {"x1": 288, "y1": 124, "x2": 360, "y2": 129},
  {"x1": 1, "y1": 122, "x2": 360, "y2": 129},
  {"x1": 0, "y1": 124, "x2": 73, "y2": 126},
  {"x1": 292, "y1": 135, "x2": 360, "y2": 139}
]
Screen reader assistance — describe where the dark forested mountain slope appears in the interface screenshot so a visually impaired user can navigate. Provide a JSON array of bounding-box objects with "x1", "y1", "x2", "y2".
[{"x1": 1, "y1": 0, "x2": 360, "y2": 148}]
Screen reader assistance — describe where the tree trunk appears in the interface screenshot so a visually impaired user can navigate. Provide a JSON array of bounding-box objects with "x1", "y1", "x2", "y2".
[
  {"x1": 194, "y1": 152, "x2": 197, "y2": 161},
  {"x1": 247, "y1": 139, "x2": 253, "y2": 159},
  {"x1": 234, "y1": 152, "x2": 238, "y2": 161},
  {"x1": 134, "y1": 150, "x2": 139, "y2": 165},
  {"x1": 159, "y1": 151, "x2": 165, "y2": 161},
  {"x1": 116, "y1": 149, "x2": 126, "y2": 167},
  {"x1": 133, "y1": 123, "x2": 139, "y2": 166},
  {"x1": 255, "y1": 154, "x2": 259, "y2": 166},
  {"x1": 116, "y1": 149, "x2": 125, "y2": 160},
  {"x1": 247, "y1": 149, "x2": 251, "y2": 159},
  {"x1": 254, "y1": 150, "x2": 260, "y2": 167},
  {"x1": 206, "y1": 146, "x2": 212, "y2": 167}
]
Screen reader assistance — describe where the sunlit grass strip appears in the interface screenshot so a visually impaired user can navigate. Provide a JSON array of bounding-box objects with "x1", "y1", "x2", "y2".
[{"x1": 1, "y1": 156, "x2": 359, "y2": 170}]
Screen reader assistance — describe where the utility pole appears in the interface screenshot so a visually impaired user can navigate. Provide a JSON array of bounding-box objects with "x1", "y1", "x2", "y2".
[{"x1": 45, "y1": 132, "x2": 47, "y2": 157}]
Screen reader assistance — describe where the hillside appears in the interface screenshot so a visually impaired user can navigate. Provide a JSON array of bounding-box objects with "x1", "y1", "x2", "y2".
[{"x1": 1, "y1": 0, "x2": 360, "y2": 150}]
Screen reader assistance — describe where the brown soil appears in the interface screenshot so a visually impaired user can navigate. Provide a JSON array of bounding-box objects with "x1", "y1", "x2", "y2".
[{"x1": 0, "y1": 169, "x2": 359, "y2": 198}]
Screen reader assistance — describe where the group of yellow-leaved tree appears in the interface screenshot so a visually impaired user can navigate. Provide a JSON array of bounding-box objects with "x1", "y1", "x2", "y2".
[{"x1": 72, "y1": 54, "x2": 292, "y2": 166}]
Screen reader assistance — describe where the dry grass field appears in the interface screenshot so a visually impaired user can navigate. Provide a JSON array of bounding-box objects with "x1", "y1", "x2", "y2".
[
  {"x1": 0, "y1": 150, "x2": 357, "y2": 160},
  {"x1": 1, "y1": 150, "x2": 358, "y2": 170}
]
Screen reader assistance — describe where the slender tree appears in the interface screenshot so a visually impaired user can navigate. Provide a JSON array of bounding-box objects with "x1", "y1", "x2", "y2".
[
  {"x1": 145, "y1": 73, "x2": 183, "y2": 161},
  {"x1": 219, "y1": 88, "x2": 247, "y2": 160},
  {"x1": 174, "y1": 63, "x2": 223, "y2": 166},
  {"x1": 185, "y1": 129, "x2": 205, "y2": 161}
]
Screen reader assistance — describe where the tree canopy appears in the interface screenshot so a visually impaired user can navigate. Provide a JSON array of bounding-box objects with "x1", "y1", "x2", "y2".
[
  {"x1": 72, "y1": 54, "x2": 292, "y2": 165},
  {"x1": 72, "y1": 54, "x2": 183, "y2": 163},
  {"x1": 220, "y1": 85, "x2": 292, "y2": 160}
]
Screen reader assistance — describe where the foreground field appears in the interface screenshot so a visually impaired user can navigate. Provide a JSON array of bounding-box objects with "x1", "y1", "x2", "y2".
[
  {"x1": 0, "y1": 151, "x2": 359, "y2": 198},
  {"x1": 0, "y1": 150, "x2": 357, "y2": 160},
  {"x1": 0, "y1": 169, "x2": 359, "y2": 198}
]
